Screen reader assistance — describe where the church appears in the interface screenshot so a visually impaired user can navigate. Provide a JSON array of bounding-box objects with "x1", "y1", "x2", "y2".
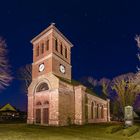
[{"x1": 27, "y1": 23, "x2": 110, "y2": 126}]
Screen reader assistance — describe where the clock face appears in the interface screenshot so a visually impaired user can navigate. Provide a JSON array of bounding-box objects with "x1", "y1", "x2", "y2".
[
  {"x1": 39, "y1": 63, "x2": 45, "y2": 72},
  {"x1": 59, "y1": 64, "x2": 65, "y2": 74}
]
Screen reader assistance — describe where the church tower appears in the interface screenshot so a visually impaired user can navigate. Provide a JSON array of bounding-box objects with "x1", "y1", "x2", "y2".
[
  {"x1": 31, "y1": 23, "x2": 73, "y2": 81},
  {"x1": 27, "y1": 23, "x2": 74, "y2": 126}
]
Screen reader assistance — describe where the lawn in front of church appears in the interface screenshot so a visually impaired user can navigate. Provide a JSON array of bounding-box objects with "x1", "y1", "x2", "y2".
[{"x1": 0, "y1": 123, "x2": 140, "y2": 140}]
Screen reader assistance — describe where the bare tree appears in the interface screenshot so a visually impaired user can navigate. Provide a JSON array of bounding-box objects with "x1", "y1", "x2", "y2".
[
  {"x1": 0, "y1": 38, "x2": 12, "y2": 90},
  {"x1": 135, "y1": 35, "x2": 140, "y2": 70},
  {"x1": 111, "y1": 73, "x2": 140, "y2": 113},
  {"x1": 134, "y1": 35, "x2": 140, "y2": 85},
  {"x1": 135, "y1": 35, "x2": 140, "y2": 49},
  {"x1": 18, "y1": 64, "x2": 32, "y2": 93},
  {"x1": 87, "y1": 77, "x2": 98, "y2": 87},
  {"x1": 99, "y1": 78, "x2": 111, "y2": 97}
]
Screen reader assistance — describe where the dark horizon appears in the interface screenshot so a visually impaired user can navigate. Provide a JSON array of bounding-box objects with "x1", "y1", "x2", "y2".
[{"x1": 0, "y1": 0, "x2": 140, "y2": 111}]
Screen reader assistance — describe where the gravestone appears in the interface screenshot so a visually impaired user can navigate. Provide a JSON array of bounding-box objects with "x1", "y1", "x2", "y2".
[{"x1": 124, "y1": 106, "x2": 133, "y2": 127}]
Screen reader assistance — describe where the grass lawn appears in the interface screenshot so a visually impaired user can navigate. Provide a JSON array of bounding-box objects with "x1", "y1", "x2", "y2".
[{"x1": 0, "y1": 123, "x2": 140, "y2": 140}]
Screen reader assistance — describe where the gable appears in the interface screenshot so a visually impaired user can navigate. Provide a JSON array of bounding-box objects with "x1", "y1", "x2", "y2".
[{"x1": 0, "y1": 104, "x2": 16, "y2": 111}]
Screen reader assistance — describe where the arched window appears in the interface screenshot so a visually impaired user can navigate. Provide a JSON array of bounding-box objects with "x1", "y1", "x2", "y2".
[
  {"x1": 36, "y1": 46, "x2": 39, "y2": 57},
  {"x1": 91, "y1": 102, "x2": 94, "y2": 119},
  {"x1": 101, "y1": 105, "x2": 104, "y2": 118},
  {"x1": 60, "y1": 43, "x2": 63, "y2": 55},
  {"x1": 36, "y1": 82, "x2": 49, "y2": 92},
  {"x1": 65, "y1": 47, "x2": 67, "y2": 58},
  {"x1": 41, "y1": 43, "x2": 44, "y2": 54},
  {"x1": 46, "y1": 40, "x2": 49, "y2": 51},
  {"x1": 44, "y1": 101, "x2": 49, "y2": 105},
  {"x1": 55, "y1": 39, "x2": 58, "y2": 51},
  {"x1": 97, "y1": 104, "x2": 99, "y2": 119},
  {"x1": 36, "y1": 101, "x2": 42, "y2": 105}
]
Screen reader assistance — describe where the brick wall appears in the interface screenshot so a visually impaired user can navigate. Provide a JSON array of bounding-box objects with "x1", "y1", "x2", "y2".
[{"x1": 58, "y1": 81, "x2": 75, "y2": 125}]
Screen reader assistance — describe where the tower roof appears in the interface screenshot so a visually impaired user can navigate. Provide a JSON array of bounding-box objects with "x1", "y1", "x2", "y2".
[{"x1": 31, "y1": 23, "x2": 73, "y2": 47}]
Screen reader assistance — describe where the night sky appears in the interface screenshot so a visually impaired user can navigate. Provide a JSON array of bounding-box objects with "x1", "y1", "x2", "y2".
[{"x1": 0, "y1": 0, "x2": 140, "y2": 111}]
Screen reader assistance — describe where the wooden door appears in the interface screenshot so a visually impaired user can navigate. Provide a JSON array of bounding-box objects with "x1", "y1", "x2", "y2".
[
  {"x1": 36, "y1": 109, "x2": 41, "y2": 124},
  {"x1": 43, "y1": 108, "x2": 49, "y2": 124}
]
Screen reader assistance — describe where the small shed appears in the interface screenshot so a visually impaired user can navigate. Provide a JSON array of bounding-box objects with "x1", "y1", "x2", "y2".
[{"x1": 0, "y1": 103, "x2": 19, "y2": 120}]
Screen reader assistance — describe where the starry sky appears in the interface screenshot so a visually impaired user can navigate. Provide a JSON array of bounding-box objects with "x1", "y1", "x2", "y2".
[{"x1": 0, "y1": 0, "x2": 140, "y2": 111}]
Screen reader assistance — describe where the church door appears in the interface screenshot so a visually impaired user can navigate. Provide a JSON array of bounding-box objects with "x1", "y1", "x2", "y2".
[
  {"x1": 36, "y1": 109, "x2": 41, "y2": 124},
  {"x1": 43, "y1": 108, "x2": 49, "y2": 124}
]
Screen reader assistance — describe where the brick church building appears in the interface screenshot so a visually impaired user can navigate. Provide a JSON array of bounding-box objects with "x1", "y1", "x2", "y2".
[{"x1": 27, "y1": 23, "x2": 110, "y2": 126}]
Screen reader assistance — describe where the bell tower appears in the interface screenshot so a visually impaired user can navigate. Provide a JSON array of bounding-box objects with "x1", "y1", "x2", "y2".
[
  {"x1": 28, "y1": 23, "x2": 74, "y2": 125},
  {"x1": 31, "y1": 23, "x2": 73, "y2": 81}
]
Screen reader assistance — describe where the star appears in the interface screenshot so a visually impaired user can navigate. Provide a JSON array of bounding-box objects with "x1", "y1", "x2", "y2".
[
  {"x1": 84, "y1": 12, "x2": 88, "y2": 17},
  {"x1": 7, "y1": 10, "x2": 11, "y2": 15}
]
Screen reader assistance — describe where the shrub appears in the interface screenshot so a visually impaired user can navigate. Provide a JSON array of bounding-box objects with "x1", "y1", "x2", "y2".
[
  {"x1": 106, "y1": 125, "x2": 123, "y2": 134},
  {"x1": 67, "y1": 117, "x2": 72, "y2": 125},
  {"x1": 122, "y1": 126, "x2": 139, "y2": 137}
]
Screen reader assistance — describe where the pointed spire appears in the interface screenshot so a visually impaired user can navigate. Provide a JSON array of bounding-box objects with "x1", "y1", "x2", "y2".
[{"x1": 51, "y1": 22, "x2": 56, "y2": 26}]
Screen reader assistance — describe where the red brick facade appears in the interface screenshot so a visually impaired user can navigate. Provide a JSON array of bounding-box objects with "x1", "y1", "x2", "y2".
[{"x1": 32, "y1": 25, "x2": 72, "y2": 80}]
